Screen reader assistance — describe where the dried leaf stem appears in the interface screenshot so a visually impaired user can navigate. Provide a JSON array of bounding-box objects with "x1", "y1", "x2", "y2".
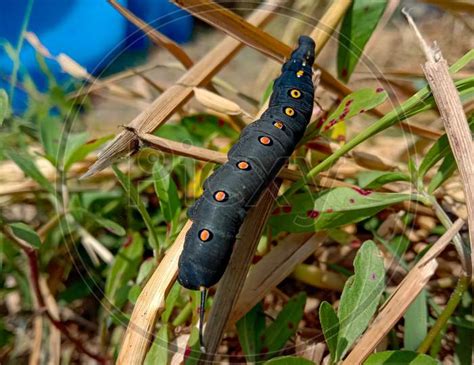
[{"x1": 404, "y1": 9, "x2": 473, "y2": 275}]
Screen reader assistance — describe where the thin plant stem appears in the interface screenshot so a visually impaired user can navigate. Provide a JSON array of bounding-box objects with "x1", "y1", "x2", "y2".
[
  {"x1": 417, "y1": 275, "x2": 470, "y2": 353},
  {"x1": 9, "y1": 0, "x2": 35, "y2": 105}
]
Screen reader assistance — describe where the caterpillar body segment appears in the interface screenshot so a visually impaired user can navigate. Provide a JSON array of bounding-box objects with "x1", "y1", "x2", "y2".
[{"x1": 178, "y1": 36, "x2": 316, "y2": 291}]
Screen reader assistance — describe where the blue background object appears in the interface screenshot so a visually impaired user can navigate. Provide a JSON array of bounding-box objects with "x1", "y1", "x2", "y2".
[{"x1": 0, "y1": 0, "x2": 193, "y2": 111}]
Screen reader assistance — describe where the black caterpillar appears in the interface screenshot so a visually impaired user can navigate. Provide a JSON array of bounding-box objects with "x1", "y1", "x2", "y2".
[
  {"x1": 178, "y1": 37, "x2": 315, "y2": 348},
  {"x1": 179, "y1": 36, "x2": 315, "y2": 290}
]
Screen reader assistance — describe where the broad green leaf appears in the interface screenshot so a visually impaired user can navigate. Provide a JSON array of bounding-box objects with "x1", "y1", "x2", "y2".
[
  {"x1": 64, "y1": 134, "x2": 112, "y2": 171},
  {"x1": 319, "y1": 301, "x2": 339, "y2": 362},
  {"x1": 104, "y1": 233, "x2": 143, "y2": 308},
  {"x1": 237, "y1": 302, "x2": 266, "y2": 362},
  {"x1": 419, "y1": 116, "x2": 474, "y2": 177},
  {"x1": 0, "y1": 89, "x2": 9, "y2": 124},
  {"x1": 336, "y1": 241, "x2": 385, "y2": 362},
  {"x1": 303, "y1": 88, "x2": 388, "y2": 143},
  {"x1": 322, "y1": 88, "x2": 388, "y2": 132},
  {"x1": 427, "y1": 154, "x2": 456, "y2": 193},
  {"x1": 264, "y1": 356, "x2": 315, "y2": 365},
  {"x1": 6, "y1": 150, "x2": 55, "y2": 195},
  {"x1": 153, "y1": 162, "x2": 181, "y2": 226},
  {"x1": 364, "y1": 351, "x2": 438, "y2": 365},
  {"x1": 357, "y1": 171, "x2": 411, "y2": 189},
  {"x1": 113, "y1": 165, "x2": 160, "y2": 250},
  {"x1": 9, "y1": 222, "x2": 41, "y2": 249},
  {"x1": 71, "y1": 208, "x2": 125, "y2": 236},
  {"x1": 270, "y1": 187, "x2": 413, "y2": 233},
  {"x1": 404, "y1": 290, "x2": 428, "y2": 351},
  {"x1": 337, "y1": 0, "x2": 388, "y2": 82},
  {"x1": 261, "y1": 292, "x2": 306, "y2": 358},
  {"x1": 144, "y1": 325, "x2": 169, "y2": 365}
]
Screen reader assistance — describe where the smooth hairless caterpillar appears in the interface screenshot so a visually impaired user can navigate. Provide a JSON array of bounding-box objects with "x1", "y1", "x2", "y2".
[{"x1": 178, "y1": 36, "x2": 315, "y2": 348}]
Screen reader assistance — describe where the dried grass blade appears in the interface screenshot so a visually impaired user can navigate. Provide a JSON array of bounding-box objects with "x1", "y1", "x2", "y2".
[
  {"x1": 108, "y1": 0, "x2": 194, "y2": 68},
  {"x1": 309, "y1": 0, "x2": 352, "y2": 56},
  {"x1": 83, "y1": 2, "x2": 277, "y2": 178},
  {"x1": 342, "y1": 218, "x2": 464, "y2": 364},
  {"x1": 404, "y1": 10, "x2": 473, "y2": 274},
  {"x1": 117, "y1": 221, "x2": 192, "y2": 365}
]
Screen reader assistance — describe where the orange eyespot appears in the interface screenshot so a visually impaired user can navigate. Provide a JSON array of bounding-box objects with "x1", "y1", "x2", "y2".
[
  {"x1": 214, "y1": 191, "x2": 228, "y2": 202},
  {"x1": 289, "y1": 89, "x2": 301, "y2": 99},
  {"x1": 284, "y1": 107, "x2": 295, "y2": 117},
  {"x1": 259, "y1": 136, "x2": 272, "y2": 145},
  {"x1": 237, "y1": 161, "x2": 250, "y2": 170},
  {"x1": 296, "y1": 70, "x2": 304, "y2": 78},
  {"x1": 199, "y1": 229, "x2": 212, "y2": 242},
  {"x1": 273, "y1": 121, "x2": 284, "y2": 130}
]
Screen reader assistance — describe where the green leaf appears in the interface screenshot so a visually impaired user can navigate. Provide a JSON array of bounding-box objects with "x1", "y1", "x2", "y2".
[
  {"x1": 71, "y1": 208, "x2": 126, "y2": 236},
  {"x1": 181, "y1": 114, "x2": 239, "y2": 141},
  {"x1": 260, "y1": 292, "x2": 306, "y2": 358},
  {"x1": 237, "y1": 302, "x2": 266, "y2": 362},
  {"x1": 39, "y1": 116, "x2": 62, "y2": 165},
  {"x1": 113, "y1": 165, "x2": 161, "y2": 250},
  {"x1": 419, "y1": 116, "x2": 474, "y2": 178},
  {"x1": 337, "y1": 0, "x2": 388, "y2": 82},
  {"x1": 64, "y1": 134, "x2": 112, "y2": 171},
  {"x1": 161, "y1": 282, "x2": 181, "y2": 323},
  {"x1": 303, "y1": 88, "x2": 388, "y2": 143},
  {"x1": 319, "y1": 301, "x2": 339, "y2": 362},
  {"x1": 153, "y1": 162, "x2": 181, "y2": 226},
  {"x1": 364, "y1": 351, "x2": 438, "y2": 365},
  {"x1": 144, "y1": 325, "x2": 169, "y2": 365},
  {"x1": 270, "y1": 187, "x2": 413, "y2": 233},
  {"x1": 6, "y1": 150, "x2": 55, "y2": 195},
  {"x1": 404, "y1": 290, "x2": 427, "y2": 351},
  {"x1": 104, "y1": 233, "x2": 144, "y2": 308},
  {"x1": 427, "y1": 154, "x2": 456, "y2": 193},
  {"x1": 357, "y1": 171, "x2": 411, "y2": 189},
  {"x1": 336, "y1": 241, "x2": 385, "y2": 362},
  {"x1": 0, "y1": 89, "x2": 9, "y2": 124},
  {"x1": 263, "y1": 356, "x2": 315, "y2": 365},
  {"x1": 323, "y1": 88, "x2": 388, "y2": 132},
  {"x1": 9, "y1": 222, "x2": 41, "y2": 248}
]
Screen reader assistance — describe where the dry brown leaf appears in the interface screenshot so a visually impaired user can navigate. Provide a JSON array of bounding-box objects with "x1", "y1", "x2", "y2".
[{"x1": 193, "y1": 87, "x2": 242, "y2": 115}]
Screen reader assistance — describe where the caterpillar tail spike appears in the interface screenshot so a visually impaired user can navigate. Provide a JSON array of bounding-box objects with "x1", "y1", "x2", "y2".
[{"x1": 199, "y1": 286, "x2": 207, "y2": 353}]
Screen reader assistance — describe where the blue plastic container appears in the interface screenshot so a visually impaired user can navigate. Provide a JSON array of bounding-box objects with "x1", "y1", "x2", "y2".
[{"x1": 0, "y1": 0, "x2": 193, "y2": 111}]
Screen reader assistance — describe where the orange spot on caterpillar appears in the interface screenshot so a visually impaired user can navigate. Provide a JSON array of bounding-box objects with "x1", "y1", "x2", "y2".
[
  {"x1": 199, "y1": 229, "x2": 212, "y2": 242},
  {"x1": 259, "y1": 136, "x2": 272, "y2": 145},
  {"x1": 237, "y1": 161, "x2": 250, "y2": 170},
  {"x1": 214, "y1": 191, "x2": 228, "y2": 202}
]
